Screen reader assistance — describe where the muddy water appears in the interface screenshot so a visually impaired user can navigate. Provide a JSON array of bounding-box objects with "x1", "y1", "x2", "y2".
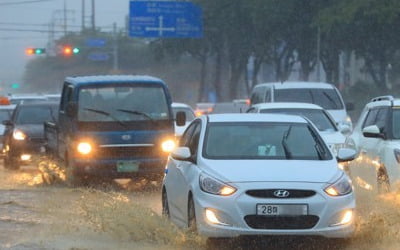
[{"x1": 0, "y1": 164, "x2": 400, "y2": 250}]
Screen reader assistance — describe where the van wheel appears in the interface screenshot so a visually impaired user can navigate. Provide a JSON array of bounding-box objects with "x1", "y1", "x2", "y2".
[
  {"x1": 188, "y1": 196, "x2": 197, "y2": 233},
  {"x1": 377, "y1": 167, "x2": 390, "y2": 193},
  {"x1": 64, "y1": 156, "x2": 84, "y2": 187}
]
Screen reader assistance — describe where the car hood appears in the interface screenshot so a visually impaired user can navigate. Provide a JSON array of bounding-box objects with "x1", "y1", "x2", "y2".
[
  {"x1": 16, "y1": 124, "x2": 45, "y2": 138},
  {"x1": 320, "y1": 130, "x2": 346, "y2": 145},
  {"x1": 200, "y1": 159, "x2": 341, "y2": 184}
]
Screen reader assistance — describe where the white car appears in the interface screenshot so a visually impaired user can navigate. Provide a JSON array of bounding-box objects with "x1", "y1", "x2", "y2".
[
  {"x1": 249, "y1": 81, "x2": 353, "y2": 131},
  {"x1": 346, "y1": 95, "x2": 400, "y2": 192},
  {"x1": 247, "y1": 103, "x2": 348, "y2": 155},
  {"x1": 0, "y1": 102, "x2": 16, "y2": 157},
  {"x1": 162, "y1": 113, "x2": 356, "y2": 239},
  {"x1": 171, "y1": 102, "x2": 195, "y2": 137}
]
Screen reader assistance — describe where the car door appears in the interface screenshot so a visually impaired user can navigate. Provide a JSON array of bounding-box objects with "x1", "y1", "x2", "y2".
[
  {"x1": 355, "y1": 107, "x2": 389, "y2": 188},
  {"x1": 166, "y1": 121, "x2": 200, "y2": 222}
]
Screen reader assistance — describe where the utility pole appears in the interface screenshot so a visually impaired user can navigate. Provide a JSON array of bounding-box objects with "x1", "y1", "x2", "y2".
[
  {"x1": 113, "y1": 22, "x2": 119, "y2": 71},
  {"x1": 81, "y1": 0, "x2": 85, "y2": 30},
  {"x1": 63, "y1": 0, "x2": 67, "y2": 35},
  {"x1": 91, "y1": 0, "x2": 96, "y2": 32}
]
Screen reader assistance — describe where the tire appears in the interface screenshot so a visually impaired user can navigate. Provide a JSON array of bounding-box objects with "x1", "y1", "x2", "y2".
[
  {"x1": 64, "y1": 155, "x2": 84, "y2": 187},
  {"x1": 4, "y1": 153, "x2": 20, "y2": 170},
  {"x1": 377, "y1": 167, "x2": 390, "y2": 193},
  {"x1": 188, "y1": 196, "x2": 197, "y2": 233},
  {"x1": 162, "y1": 188, "x2": 170, "y2": 218}
]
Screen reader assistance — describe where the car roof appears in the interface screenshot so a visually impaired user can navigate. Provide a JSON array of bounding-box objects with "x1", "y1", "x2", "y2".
[
  {"x1": 206, "y1": 113, "x2": 308, "y2": 123},
  {"x1": 65, "y1": 75, "x2": 166, "y2": 87},
  {"x1": 254, "y1": 81, "x2": 335, "y2": 90},
  {"x1": 252, "y1": 102, "x2": 324, "y2": 110},
  {"x1": 9, "y1": 95, "x2": 47, "y2": 100},
  {"x1": 365, "y1": 96, "x2": 400, "y2": 108},
  {"x1": 0, "y1": 104, "x2": 16, "y2": 109},
  {"x1": 16, "y1": 101, "x2": 59, "y2": 107},
  {"x1": 172, "y1": 102, "x2": 193, "y2": 109}
]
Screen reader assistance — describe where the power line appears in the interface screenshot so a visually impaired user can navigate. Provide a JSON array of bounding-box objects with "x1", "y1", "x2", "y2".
[{"x1": 0, "y1": 0, "x2": 53, "y2": 6}]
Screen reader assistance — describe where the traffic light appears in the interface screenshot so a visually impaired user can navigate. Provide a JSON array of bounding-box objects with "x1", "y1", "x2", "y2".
[
  {"x1": 61, "y1": 46, "x2": 80, "y2": 56},
  {"x1": 26, "y1": 48, "x2": 46, "y2": 55}
]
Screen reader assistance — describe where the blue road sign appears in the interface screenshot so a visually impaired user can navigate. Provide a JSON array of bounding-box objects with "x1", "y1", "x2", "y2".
[
  {"x1": 88, "y1": 52, "x2": 110, "y2": 61},
  {"x1": 129, "y1": 1, "x2": 203, "y2": 38},
  {"x1": 86, "y1": 38, "x2": 106, "y2": 47}
]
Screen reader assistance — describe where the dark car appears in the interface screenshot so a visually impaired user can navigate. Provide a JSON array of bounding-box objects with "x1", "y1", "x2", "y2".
[{"x1": 2, "y1": 102, "x2": 58, "y2": 170}]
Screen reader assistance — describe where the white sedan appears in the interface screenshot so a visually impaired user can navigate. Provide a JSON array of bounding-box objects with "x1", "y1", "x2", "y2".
[
  {"x1": 162, "y1": 114, "x2": 356, "y2": 239},
  {"x1": 247, "y1": 102, "x2": 349, "y2": 156}
]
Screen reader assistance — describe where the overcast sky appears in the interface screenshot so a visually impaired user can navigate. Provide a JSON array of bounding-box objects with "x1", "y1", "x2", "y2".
[{"x1": 0, "y1": 0, "x2": 128, "y2": 86}]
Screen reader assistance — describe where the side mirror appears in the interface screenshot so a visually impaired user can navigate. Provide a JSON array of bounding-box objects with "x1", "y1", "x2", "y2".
[
  {"x1": 176, "y1": 111, "x2": 186, "y2": 126},
  {"x1": 337, "y1": 124, "x2": 351, "y2": 135},
  {"x1": 362, "y1": 125, "x2": 384, "y2": 139},
  {"x1": 2, "y1": 120, "x2": 13, "y2": 126},
  {"x1": 346, "y1": 102, "x2": 355, "y2": 111},
  {"x1": 66, "y1": 102, "x2": 78, "y2": 117},
  {"x1": 171, "y1": 147, "x2": 191, "y2": 161},
  {"x1": 336, "y1": 148, "x2": 357, "y2": 162}
]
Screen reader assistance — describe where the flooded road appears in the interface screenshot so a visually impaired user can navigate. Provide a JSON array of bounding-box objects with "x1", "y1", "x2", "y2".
[{"x1": 0, "y1": 163, "x2": 400, "y2": 249}]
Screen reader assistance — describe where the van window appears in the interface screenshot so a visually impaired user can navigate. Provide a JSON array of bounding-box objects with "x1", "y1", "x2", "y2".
[
  {"x1": 250, "y1": 86, "x2": 265, "y2": 104},
  {"x1": 274, "y1": 88, "x2": 344, "y2": 110}
]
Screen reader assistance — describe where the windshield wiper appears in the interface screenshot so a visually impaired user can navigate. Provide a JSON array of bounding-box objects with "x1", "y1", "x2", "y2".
[
  {"x1": 281, "y1": 125, "x2": 293, "y2": 159},
  {"x1": 308, "y1": 126, "x2": 326, "y2": 160},
  {"x1": 116, "y1": 109, "x2": 154, "y2": 122},
  {"x1": 322, "y1": 91, "x2": 339, "y2": 109},
  {"x1": 83, "y1": 108, "x2": 127, "y2": 127}
]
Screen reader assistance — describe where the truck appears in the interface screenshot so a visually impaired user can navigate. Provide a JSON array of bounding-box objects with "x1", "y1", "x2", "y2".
[{"x1": 44, "y1": 75, "x2": 185, "y2": 185}]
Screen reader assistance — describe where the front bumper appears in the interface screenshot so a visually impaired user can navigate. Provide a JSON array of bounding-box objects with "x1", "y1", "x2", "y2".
[
  {"x1": 71, "y1": 157, "x2": 167, "y2": 178},
  {"x1": 193, "y1": 181, "x2": 355, "y2": 239},
  {"x1": 7, "y1": 139, "x2": 46, "y2": 163}
]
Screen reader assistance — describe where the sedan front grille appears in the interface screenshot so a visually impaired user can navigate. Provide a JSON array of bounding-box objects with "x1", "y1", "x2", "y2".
[
  {"x1": 244, "y1": 215, "x2": 319, "y2": 229},
  {"x1": 246, "y1": 189, "x2": 316, "y2": 199}
]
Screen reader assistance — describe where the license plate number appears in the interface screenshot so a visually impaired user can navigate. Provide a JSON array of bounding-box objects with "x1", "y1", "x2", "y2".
[
  {"x1": 256, "y1": 204, "x2": 308, "y2": 216},
  {"x1": 117, "y1": 161, "x2": 139, "y2": 172}
]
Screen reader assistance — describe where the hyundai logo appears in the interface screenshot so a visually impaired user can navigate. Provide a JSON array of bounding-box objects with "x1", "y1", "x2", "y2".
[
  {"x1": 273, "y1": 190, "x2": 290, "y2": 198},
  {"x1": 121, "y1": 134, "x2": 131, "y2": 140}
]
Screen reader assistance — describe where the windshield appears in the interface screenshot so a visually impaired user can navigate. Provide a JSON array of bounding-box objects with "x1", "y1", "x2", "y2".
[
  {"x1": 204, "y1": 122, "x2": 331, "y2": 160},
  {"x1": 274, "y1": 89, "x2": 344, "y2": 110},
  {"x1": 15, "y1": 105, "x2": 57, "y2": 124},
  {"x1": 392, "y1": 109, "x2": 400, "y2": 139},
  {"x1": 172, "y1": 107, "x2": 195, "y2": 121},
  {"x1": 77, "y1": 85, "x2": 170, "y2": 122},
  {"x1": 0, "y1": 109, "x2": 13, "y2": 122},
  {"x1": 260, "y1": 108, "x2": 337, "y2": 132}
]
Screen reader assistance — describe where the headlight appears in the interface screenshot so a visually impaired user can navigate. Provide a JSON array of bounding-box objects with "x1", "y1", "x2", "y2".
[
  {"x1": 394, "y1": 149, "x2": 400, "y2": 163},
  {"x1": 161, "y1": 139, "x2": 176, "y2": 153},
  {"x1": 324, "y1": 174, "x2": 352, "y2": 196},
  {"x1": 77, "y1": 142, "x2": 92, "y2": 155},
  {"x1": 199, "y1": 174, "x2": 236, "y2": 196},
  {"x1": 13, "y1": 129, "x2": 26, "y2": 140}
]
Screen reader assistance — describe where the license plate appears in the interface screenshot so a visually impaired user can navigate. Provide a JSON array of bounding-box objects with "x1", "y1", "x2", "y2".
[
  {"x1": 117, "y1": 161, "x2": 139, "y2": 172},
  {"x1": 256, "y1": 204, "x2": 308, "y2": 216}
]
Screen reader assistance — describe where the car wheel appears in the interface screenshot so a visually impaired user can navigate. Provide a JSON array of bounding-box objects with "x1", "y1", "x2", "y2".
[
  {"x1": 377, "y1": 167, "x2": 390, "y2": 193},
  {"x1": 162, "y1": 188, "x2": 170, "y2": 218},
  {"x1": 188, "y1": 196, "x2": 197, "y2": 233},
  {"x1": 4, "y1": 153, "x2": 20, "y2": 170}
]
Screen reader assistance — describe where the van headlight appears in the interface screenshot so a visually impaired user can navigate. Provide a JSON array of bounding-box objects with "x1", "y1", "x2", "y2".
[
  {"x1": 13, "y1": 129, "x2": 27, "y2": 140},
  {"x1": 199, "y1": 174, "x2": 236, "y2": 196},
  {"x1": 324, "y1": 174, "x2": 352, "y2": 196},
  {"x1": 77, "y1": 142, "x2": 92, "y2": 155}
]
